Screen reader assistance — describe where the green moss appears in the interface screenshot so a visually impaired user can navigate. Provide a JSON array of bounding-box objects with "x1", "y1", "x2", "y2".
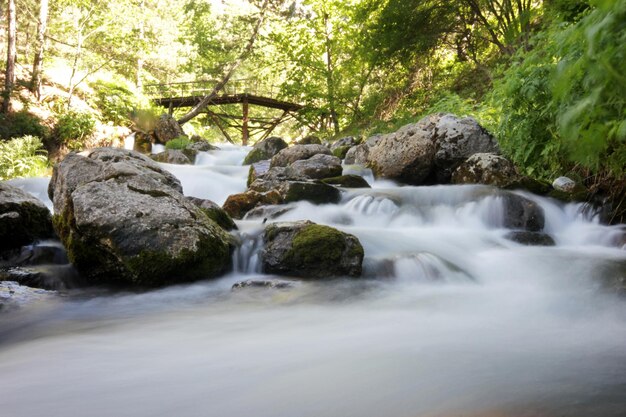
[
  {"x1": 200, "y1": 207, "x2": 237, "y2": 231},
  {"x1": 286, "y1": 224, "x2": 348, "y2": 266},
  {"x1": 243, "y1": 148, "x2": 266, "y2": 165},
  {"x1": 321, "y1": 175, "x2": 371, "y2": 188},
  {"x1": 332, "y1": 146, "x2": 350, "y2": 159},
  {"x1": 165, "y1": 136, "x2": 191, "y2": 150}
]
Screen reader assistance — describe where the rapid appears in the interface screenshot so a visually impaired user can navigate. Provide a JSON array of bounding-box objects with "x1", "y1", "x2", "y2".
[{"x1": 1, "y1": 145, "x2": 625, "y2": 417}]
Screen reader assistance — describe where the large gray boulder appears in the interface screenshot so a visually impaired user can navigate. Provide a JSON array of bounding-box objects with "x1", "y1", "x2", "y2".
[
  {"x1": 366, "y1": 114, "x2": 499, "y2": 185},
  {"x1": 367, "y1": 123, "x2": 436, "y2": 184},
  {"x1": 153, "y1": 114, "x2": 185, "y2": 144},
  {"x1": 344, "y1": 143, "x2": 369, "y2": 165},
  {"x1": 0, "y1": 183, "x2": 54, "y2": 252},
  {"x1": 451, "y1": 153, "x2": 518, "y2": 187},
  {"x1": 243, "y1": 136, "x2": 288, "y2": 165},
  {"x1": 284, "y1": 154, "x2": 342, "y2": 180},
  {"x1": 429, "y1": 114, "x2": 500, "y2": 182},
  {"x1": 248, "y1": 167, "x2": 341, "y2": 206},
  {"x1": 261, "y1": 221, "x2": 364, "y2": 278},
  {"x1": 151, "y1": 149, "x2": 192, "y2": 165},
  {"x1": 271, "y1": 144, "x2": 332, "y2": 168},
  {"x1": 48, "y1": 148, "x2": 232, "y2": 287}
]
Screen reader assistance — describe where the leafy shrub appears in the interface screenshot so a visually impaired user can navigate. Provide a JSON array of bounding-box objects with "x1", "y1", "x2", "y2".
[
  {"x1": 0, "y1": 111, "x2": 48, "y2": 140},
  {"x1": 90, "y1": 80, "x2": 155, "y2": 126},
  {"x1": 165, "y1": 136, "x2": 191, "y2": 150},
  {"x1": 490, "y1": 0, "x2": 626, "y2": 179},
  {"x1": 56, "y1": 111, "x2": 96, "y2": 151},
  {"x1": 0, "y1": 136, "x2": 48, "y2": 180}
]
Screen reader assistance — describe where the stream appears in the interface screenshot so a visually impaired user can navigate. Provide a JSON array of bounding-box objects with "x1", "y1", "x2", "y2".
[{"x1": 1, "y1": 144, "x2": 625, "y2": 417}]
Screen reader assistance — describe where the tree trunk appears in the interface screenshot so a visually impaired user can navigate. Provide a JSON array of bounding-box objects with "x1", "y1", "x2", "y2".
[
  {"x1": 322, "y1": 11, "x2": 340, "y2": 136},
  {"x1": 30, "y1": 0, "x2": 49, "y2": 101},
  {"x1": 3, "y1": 0, "x2": 17, "y2": 113},
  {"x1": 136, "y1": 0, "x2": 145, "y2": 90},
  {"x1": 177, "y1": 0, "x2": 270, "y2": 126}
]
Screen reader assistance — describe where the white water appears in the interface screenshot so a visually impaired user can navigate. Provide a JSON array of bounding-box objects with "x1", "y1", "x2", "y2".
[{"x1": 1, "y1": 145, "x2": 626, "y2": 417}]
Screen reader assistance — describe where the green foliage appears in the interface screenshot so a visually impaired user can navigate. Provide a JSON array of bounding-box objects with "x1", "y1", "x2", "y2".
[
  {"x1": 491, "y1": 0, "x2": 626, "y2": 178},
  {"x1": 553, "y1": 0, "x2": 626, "y2": 174},
  {"x1": 0, "y1": 136, "x2": 49, "y2": 180},
  {"x1": 0, "y1": 111, "x2": 48, "y2": 140},
  {"x1": 90, "y1": 80, "x2": 151, "y2": 126},
  {"x1": 165, "y1": 136, "x2": 192, "y2": 150},
  {"x1": 56, "y1": 111, "x2": 97, "y2": 151}
]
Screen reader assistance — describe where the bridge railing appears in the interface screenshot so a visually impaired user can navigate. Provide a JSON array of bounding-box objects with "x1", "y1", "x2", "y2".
[{"x1": 144, "y1": 79, "x2": 281, "y2": 100}]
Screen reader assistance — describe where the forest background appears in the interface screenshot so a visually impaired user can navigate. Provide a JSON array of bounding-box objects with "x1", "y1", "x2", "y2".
[{"x1": 0, "y1": 0, "x2": 624, "y2": 214}]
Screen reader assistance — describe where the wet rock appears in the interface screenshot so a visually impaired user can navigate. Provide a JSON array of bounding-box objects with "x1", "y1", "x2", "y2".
[
  {"x1": 232, "y1": 279, "x2": 295, "y2": 290},
  {"x1": 249, "y1": 167, "x2": 306, "y2": 191},
  {"x1": 243, "y1": 136, "x2": 288, "y2": 165},
  {"x1": 501, "y1": 192, "x2": 545, "y2": 232},
  {"x1": 331, "y1": 137, "x2": 358, "y2": 159},
  {"x1": 0, "y1": 183, "x2": 54, "y2": 252},
  {"x1": 344, "y1": 143, "x2": 369, "y2": 165},
  {"x1": 280, "y1": 181, "x2": 341, "y2": 204},
  {"x1": 367, "y1": 123, "x2": 436, "y2": 184},
  {"x1": 552, "y1": 176, "x2": 577, "y2": 193},
  {"x1": 0, "y1": 265, "x2": 79, "y2": 291},
  {"x1": 133, "y1": 132, "x2": 154, "y2": 154},
  {"x1": 153, "y1": 114, "x2": 185, "y2": 144},
  {"x1": 548, "y1": 176, "x2": 589, "y2": 203},
  {"x1": 48, "y1": 148, "x2": 231, "y2": 287},
  {"x1": 151, "y1": 149, "x2": 192, "y2": 165},
  {"x1": 321, "y1": 175, "x2": 371, "y2": 188},
  {"x1": 505, "y1": 231, "x2": 555, "y2": 246},
  {"x1": 0, "y1": 281, "x2": 57, "y2": 311},
  {"x1": 189, "y1": 136, "x2": 220, "y2": 149},
  {"x1": 296, "y1": 135, "x2": 321, "y2": 145},
  {"x1": 248, "y1": 166, "x2": 341, "y2": 206},
  {"x1": 331, "y1": 136, "x2": 358, "y2": 151},
  {"x1": 247, "y1": 160, "x2": 271, "y2": 187},
  {"x1": 0, "y1": 242, "x2": 68, "y2": 267},
  {"x1": 183, "y1": 140, "x2": 220, "y2": 161},
  {"x1": 332, "y1": 146, "x2": 351, "y2": 159},
  {"x1": 186, "y1": 196, "x2": 237, "y2": 231},
  {"x1": 271, "y1": 144, "x2": 332, "y2": 168},
  {"x1": 261, "y1": 221, "x2": 364, "y2": 278},
  {"x1": 284, "y1": 154, "x2": 342, "y2": 180},
  {"x1": 503, "y1": 177, "x2": 553, "y2": 195},
  {"x1": 244, "y1": 204, "x2": 295, "y2": 220},
  {"x1": 222, "y1": 190, "x2": 283, "y2": 219},
  {"x1": 429, "y1": 113, "x2": 500, "y2": 183},
  {"x1": 452, "y1": 153, "x2": 519, "y2": 187},
  {"x1": 365, "y1": 134, "x2": 384, "y2": 147}
]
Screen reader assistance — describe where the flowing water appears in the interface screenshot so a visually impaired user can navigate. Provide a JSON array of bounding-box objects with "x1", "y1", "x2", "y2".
[{"x1": 1, "y1": 145, "x2": 626, "y2": 417}]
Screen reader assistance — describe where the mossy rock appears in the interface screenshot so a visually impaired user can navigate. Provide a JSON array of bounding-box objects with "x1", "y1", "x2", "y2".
[
  {"x1": 243, "y1": 137, "x2": 288, "y2": 165},
  {"x1": 281, "y1": 181, "x2": 341, "y2": 204},
  {"x1": 48, "y1": 148, "x2": 232, "y2": 287},
  {"x1": 186, "y1": 196, "x2": 237, "y2": 231},
  {"x1": 321, "y1": 175, "x2": 371, "y2": 188},
  {"x1": 222, "y1": 190, "x2": 283, "y2": 219},
  {"x1": 262, "y1": 221, "x2": 364, "y2": 278},
  {"x1": 332, "y1": 145, "x2": 351, "y2": 159}
]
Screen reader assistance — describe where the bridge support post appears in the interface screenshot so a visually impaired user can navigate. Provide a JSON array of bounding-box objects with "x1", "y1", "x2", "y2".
[{"x1": 242, "y1": 96, "x2": 249, "y2": 146}]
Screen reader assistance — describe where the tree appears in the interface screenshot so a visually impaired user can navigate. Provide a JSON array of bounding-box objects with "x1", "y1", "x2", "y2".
[
  {"x1": 30, "y1": 0, "x2": 50, "y2": 100},
  {"x1": 177, "y1": 0, "x2": 273, "y2": 125},
  {"x1": 3, "y1": 0, "x2": 17, "y2": 113}
]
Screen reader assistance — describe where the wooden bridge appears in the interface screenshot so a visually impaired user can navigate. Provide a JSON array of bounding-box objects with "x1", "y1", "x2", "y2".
[{"x1": 145, "y1": 79, "x2": 304, "y2": 145}]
